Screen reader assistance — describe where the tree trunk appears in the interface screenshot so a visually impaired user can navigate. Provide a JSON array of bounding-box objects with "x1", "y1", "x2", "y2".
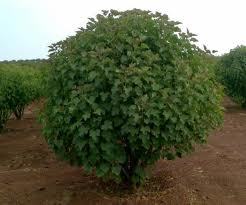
[{"x1": 14, "y1": 106, "x2": 25, "y2": 120}]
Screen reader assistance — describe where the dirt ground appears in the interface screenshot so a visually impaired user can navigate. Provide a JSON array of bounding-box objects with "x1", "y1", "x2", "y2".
[{"x1": 0, "y1": 98, "x2": 245, "y2": 205}]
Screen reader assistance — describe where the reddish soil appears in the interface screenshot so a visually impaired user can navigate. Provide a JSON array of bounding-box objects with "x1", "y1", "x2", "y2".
[{"x1": 0, "y1": 99, "x2": 245, "y2": 205}]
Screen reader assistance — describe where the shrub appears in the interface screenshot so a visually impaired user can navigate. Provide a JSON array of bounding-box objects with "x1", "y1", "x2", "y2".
[
  {"x1": 218, "y1": 45, "x2": 246, "y2": 107},
  {"x1": 0, "y1": 72, "x2": 12, "y2": 131},
  {"x1": 42, "y1": 9, "x2": 223, "y2": 187},
  {"x1": 0, "y1": 108, "x2": 11, "y2": 132},
  {"x1": 0, "y1": 67, "x2": 43, "y2": 125},
  {"x1": 7, "y1": 68, "x2": 43, "y2": 119}
]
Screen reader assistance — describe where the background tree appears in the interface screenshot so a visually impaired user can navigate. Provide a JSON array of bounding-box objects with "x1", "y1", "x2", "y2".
[
  {"x1": 218, "y1": 45, "x2": 246, "y2": 107},
  {"x1": 0, "y1": 66, "x2": 44, "y2": 132}
]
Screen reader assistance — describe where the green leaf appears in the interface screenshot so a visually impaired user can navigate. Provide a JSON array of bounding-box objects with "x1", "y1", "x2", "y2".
[
  {"x1": 99, "y1": 163, "x2": 110, "y2": 174},
  {"x1": 88, "y1": 71, "x2": 98, "y2": 81},
  {"x1": 77, "y1": 140, "x2": 87, "y2": 150},
  {"x1": 89, "y1": 129, "x2": 100, "y2": 142},
  {"x1": 79, "y1": 126, "x2": 89, "y2": 136},
  {"x1": 94, "y1": 107, "x2": 102, "y2": 115},
  {"x1": 82, "y1": 112, "x2": 91, "y2": 120},
  {"x1": 120, "y1": 55, "x2": 128, "y2": 64},
  {"x1": 112, "y1": 165, "x2": 121, "y2": 175},
  {"x1": 152, "y1": 83, "x2": 160, "y2": 91},
  {"x1": 101, "y1": 120, "x2": 113, "y2": 130}
]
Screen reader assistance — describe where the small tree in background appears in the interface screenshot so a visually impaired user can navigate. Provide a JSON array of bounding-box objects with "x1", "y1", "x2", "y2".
[
  {"x1": 0, "y1": 72, "x2": 12, "y2": 132},
  {"x1": 0, "y1": 67, "x2": 44, "y2": 129},
  {"x1": 42, "y1": 9, "x2": 223, "y2": 187},
  {"x1": 218, "y1": 46, "x2": 246, "y2": 108},
  {"x1": 9, "y1": 68, "x2": 44, "y2": 119}
]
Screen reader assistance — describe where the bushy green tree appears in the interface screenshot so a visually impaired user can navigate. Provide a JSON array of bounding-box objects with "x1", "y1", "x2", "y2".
[
  {"x1": 4, "y1": 68, "x2": 43, "y2": 119},
  {"x1": 218, "y1": 46, "x2": 246, "y2": 107},
  {"x1": 42, "y1": 9, "x2": 223, "y2": 187},
  {"x1": 0, "y1": 67, "x2": 44, "y2": 131},
  {"x1": 0, "y1": 71, "x2": 12, "y2": 131}
]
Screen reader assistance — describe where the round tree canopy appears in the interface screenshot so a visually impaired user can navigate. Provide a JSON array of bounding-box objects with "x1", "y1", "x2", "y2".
[{"x1": 42, "y1": 9, "x2": 223, "y2": 186}]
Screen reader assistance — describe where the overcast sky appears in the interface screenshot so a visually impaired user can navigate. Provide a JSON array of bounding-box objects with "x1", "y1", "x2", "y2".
[{"x1": 0, "y1": 0, "x2": 245, "y2": 60}]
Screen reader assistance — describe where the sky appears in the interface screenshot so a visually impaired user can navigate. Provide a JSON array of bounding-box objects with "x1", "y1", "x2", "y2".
[{"x1": 0, "y1": 0, "x2": 245, "y2": 60}]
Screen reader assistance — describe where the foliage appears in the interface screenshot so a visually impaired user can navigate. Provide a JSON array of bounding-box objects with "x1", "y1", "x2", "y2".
[
  {"x1": 218, "y1": 45, "x2": 246, "y2": 107},
  {"x1": 0, "y1": 66, "x2": 44, "y2": 131},
  {"x1": 42, "y1": 9, "x2": 223, "y2": 187},
  {"x1": 0, "y1": 59, "x2": 49, "y2": 70},
  {"x1": 0, "y1": 71, "x2": 12, "y2": 131},
  {"x1": 12, "y1": 69, "x2": 44, "y2": 119}
]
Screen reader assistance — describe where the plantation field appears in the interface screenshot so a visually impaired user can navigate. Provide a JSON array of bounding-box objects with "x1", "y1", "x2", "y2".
[{"x1": 0, "y1": 98, "x2": 245, "y2": 205}]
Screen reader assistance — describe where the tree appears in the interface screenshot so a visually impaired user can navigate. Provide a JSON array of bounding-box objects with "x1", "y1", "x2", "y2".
[
  {"x1": 0, "y1": 66, "x2": 44, "y2": 129},
  {"x1": 218, "y1": 45, "x2": 246, "y2": 107},
  {"x1": 0, "y1": 73, "x2": 12, "y2": 132},
  {"x1": 42, "y1": 9, "x2": 223, "y2": 187}
]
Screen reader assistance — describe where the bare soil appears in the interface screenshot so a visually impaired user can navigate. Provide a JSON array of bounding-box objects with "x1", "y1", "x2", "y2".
[{"x1": 0, "y1": 98, "x2": 245, "y2": 205}]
